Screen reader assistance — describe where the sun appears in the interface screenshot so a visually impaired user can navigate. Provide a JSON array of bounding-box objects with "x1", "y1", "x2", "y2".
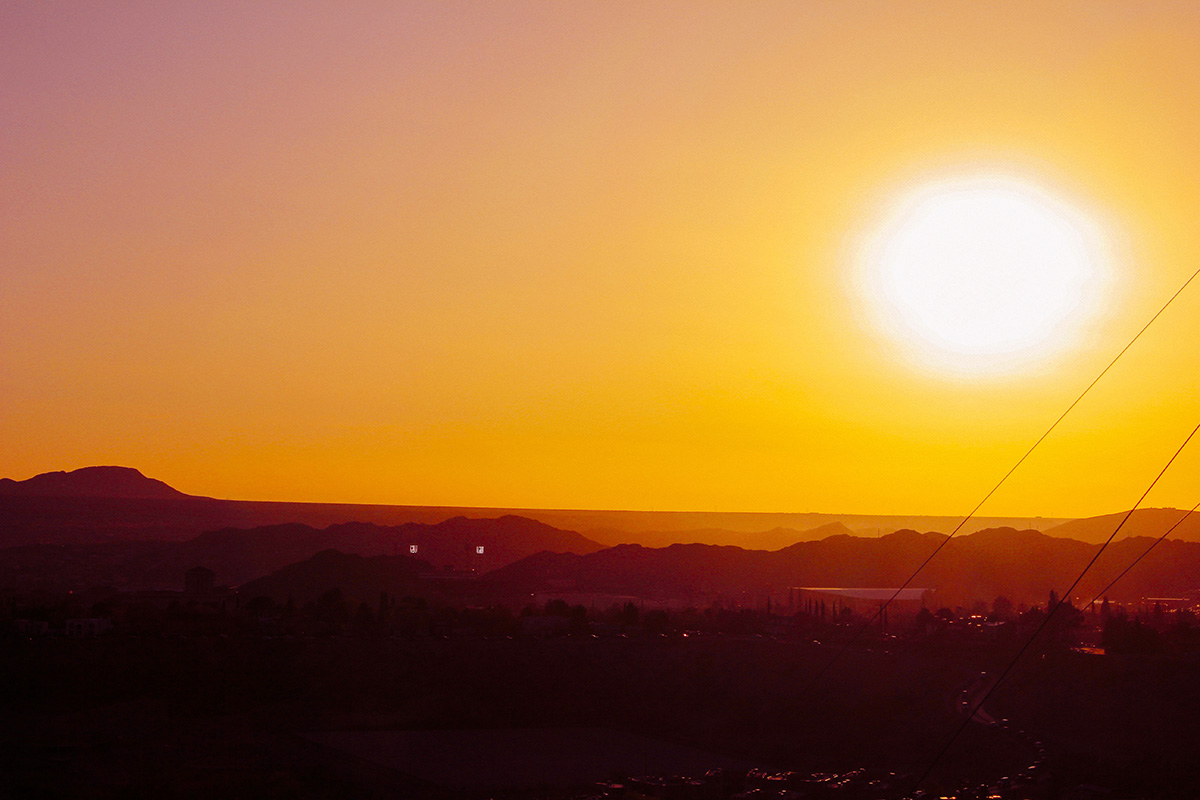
[{"x1": 857, "y1": 171, "x2": 1114, "y2": 375}]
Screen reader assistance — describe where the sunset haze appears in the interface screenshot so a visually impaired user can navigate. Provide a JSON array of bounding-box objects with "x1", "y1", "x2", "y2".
[{"x1": 4, "y1": 2, "x2": 1200, "y2": 516}]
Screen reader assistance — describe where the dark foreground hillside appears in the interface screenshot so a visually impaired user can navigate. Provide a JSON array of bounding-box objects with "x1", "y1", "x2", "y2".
[{"x1": 0, "y1": 635, "x2": 1027, "y2": 799}]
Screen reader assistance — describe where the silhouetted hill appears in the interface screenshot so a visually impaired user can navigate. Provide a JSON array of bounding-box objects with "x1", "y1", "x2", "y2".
[
  {"x1": 0, "y1": 515, "x2": 602, "y2": 592},
  {"x1": 238, "y1": 550, "x2": 432, "y2": 604},
  {"x1": 0, "y1": 467, "x2": 1072, "y2": 548},
  {"x1": 485, "y1": 527, "x2": 1200, "y2": 608},
  {"x1": 793, "y1": 521, "x2": 856, "y2": 540},
  {"x1": 0, "y1": 466, "x2": 189, "y2": 500},
  {"x1": 585, "y1": 521, "x2": 857, "y2": 549},
  {"x1": 1044, "y1": 507, "x2": 1200, "y2": 544},
  {"x1": 486, "y1": 532, "x2": 945, "y2": 603},
  {"x1": 144, "y1": 515, "x2": 602, "y2": 587},
  {"x1": 513, "y1": 509, "x2": 1069, "y2": 537}
]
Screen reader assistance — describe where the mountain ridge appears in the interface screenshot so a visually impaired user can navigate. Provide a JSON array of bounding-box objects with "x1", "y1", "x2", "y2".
[
  {"x1": 0, "y1": 466, "x2": 189, "y2": 500},
  {"x1": 483, "y1": 526, "x2": 1200, "y2": 608},
  {"x1": 0, "y1": 515, "x2": 603, "y2": 592},
  {"x1": 1044, "y1": 507, "x2": 1200, "y2": 544},
  {"x1": 0, "y1": 466, "x2": 1077, "y2": 548}
]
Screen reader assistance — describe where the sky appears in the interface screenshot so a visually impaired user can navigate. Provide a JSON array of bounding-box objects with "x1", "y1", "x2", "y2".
[{"x1": 3, "y1": 2, "x2": 1200, "y2": 516}]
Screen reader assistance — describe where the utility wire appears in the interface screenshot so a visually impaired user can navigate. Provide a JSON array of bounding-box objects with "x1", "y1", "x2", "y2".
[
  {"x1": 909, "y1": 421, "x2": 1200, "y2": 794},
  {"x1": 799, "y1": 263, "x2": 1200, "y2": 694},
  {"x1": 1085, "y1": 501, "x2": 1200, "y2": 611},
  {"x1": 1002, "y1": 501, "x2": 1200, "y2": 701}
]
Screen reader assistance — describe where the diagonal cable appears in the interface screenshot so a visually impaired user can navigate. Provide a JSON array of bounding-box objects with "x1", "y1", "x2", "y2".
[
  {"x1": 799, "y1": 263, "x2": 1200, "y2": 695},
  {"x1": 1002, "y1": 501, "x2": 1200, "y2": 699},
  {"x1": 910, "y1": 421, "x2": 1200, "y2": 794},
  {"x1": 1085, "y1": 501, "x2": 1200, "y2": 611}
]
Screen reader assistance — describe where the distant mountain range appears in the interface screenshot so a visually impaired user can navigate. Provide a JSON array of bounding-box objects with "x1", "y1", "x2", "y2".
[
  {"x1": 484, "y1": 527, "x2": 1200, "y2": 608},
  {"x1": 0, "y1": 515, "x2": 602, "y2": 593},
  {"x1": 584, "y1": 522, "x2": 857, "y2": 550},
  {"x1": 22, "y1": 465, "x2": 1191, "y2": 550},
  {"x1": 142, "y1": 524, "x2": 1200, "y2": 611},
  {"x1": 146, "y1": 515, "x2": 603, "y2": 586},
  {"x1": 1043, "y1": 508, "x2": 1200, "y2": 544},
  {"x1": 0, "y1": 466, "x2": 1074, "y2": 548},
  {"x1": 4, "y1": 466, "x2": 1200, "y2": 607},
  {"x1": 0, "y1": 466, "x2": 188, "y2": 500}
]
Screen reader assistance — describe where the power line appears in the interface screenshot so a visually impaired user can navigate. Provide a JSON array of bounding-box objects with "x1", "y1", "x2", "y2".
[
  {"x1": 1001, "y1": 500, "x2": 1200, "y2": 704},
  {"x1": 799, "y1": 263, "x2": 1200, "y2": 694},
  {"x1": 910, "y1": 421, "x2": 1200, "y2": 794},
  {"x1": 1085, "y1": 502, "x2": 1200, "y2": 611}
]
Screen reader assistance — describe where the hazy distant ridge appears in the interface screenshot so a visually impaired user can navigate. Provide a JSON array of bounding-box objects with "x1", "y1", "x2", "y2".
[
  {"x1": 1043, "y1": 508, "x2": 1200, "y2": 544},
  {"x1": 0, "y1": 466, "x2": 1075, "y2": 549},
  {"x1": 0, "y1": 515, "x2": 603, "y2": 592},
  {"x1": 486, "y1": 527, "x2": 1200, "y2": 607},
  {"x1": 153, "y1": 515, "x2": 603, "y2": 585}
]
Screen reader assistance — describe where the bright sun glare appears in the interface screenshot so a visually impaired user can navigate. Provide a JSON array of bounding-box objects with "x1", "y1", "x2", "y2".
[{"x1": 859, "y1": 172, "x2": 1113, "y2": 375}]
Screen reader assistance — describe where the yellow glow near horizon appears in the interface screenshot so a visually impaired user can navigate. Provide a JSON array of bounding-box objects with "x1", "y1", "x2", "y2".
[
  {"x1": 858, "y1": 173, "x2": 1116, "y2": 375},
  {"x1": 4, "y1": 4, "x2": 1200, "y2": 516}
]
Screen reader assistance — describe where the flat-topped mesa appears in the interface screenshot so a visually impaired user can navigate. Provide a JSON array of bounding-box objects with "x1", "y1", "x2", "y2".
[{"x1": 0, "y1": 466, "x2": 189, "y2": 499}]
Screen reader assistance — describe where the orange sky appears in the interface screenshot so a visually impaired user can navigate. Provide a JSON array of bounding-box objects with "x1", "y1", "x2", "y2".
[{"x1": 3, "y1": 3, "x2": 1199, "y2": 516}]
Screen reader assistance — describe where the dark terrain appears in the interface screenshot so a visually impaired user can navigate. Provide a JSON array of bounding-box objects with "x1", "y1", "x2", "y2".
[
  {"x1": 0, "y1": 467, "x2": 1074, "y2": 548},
  {"x1": 3, "y1": 466, "x2": 1200, "y2": 798}
]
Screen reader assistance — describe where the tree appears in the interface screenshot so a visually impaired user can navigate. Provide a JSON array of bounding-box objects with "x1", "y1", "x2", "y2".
[{"x1": 1043, "y1": 595, "x2": 1082, "y2": 646}]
